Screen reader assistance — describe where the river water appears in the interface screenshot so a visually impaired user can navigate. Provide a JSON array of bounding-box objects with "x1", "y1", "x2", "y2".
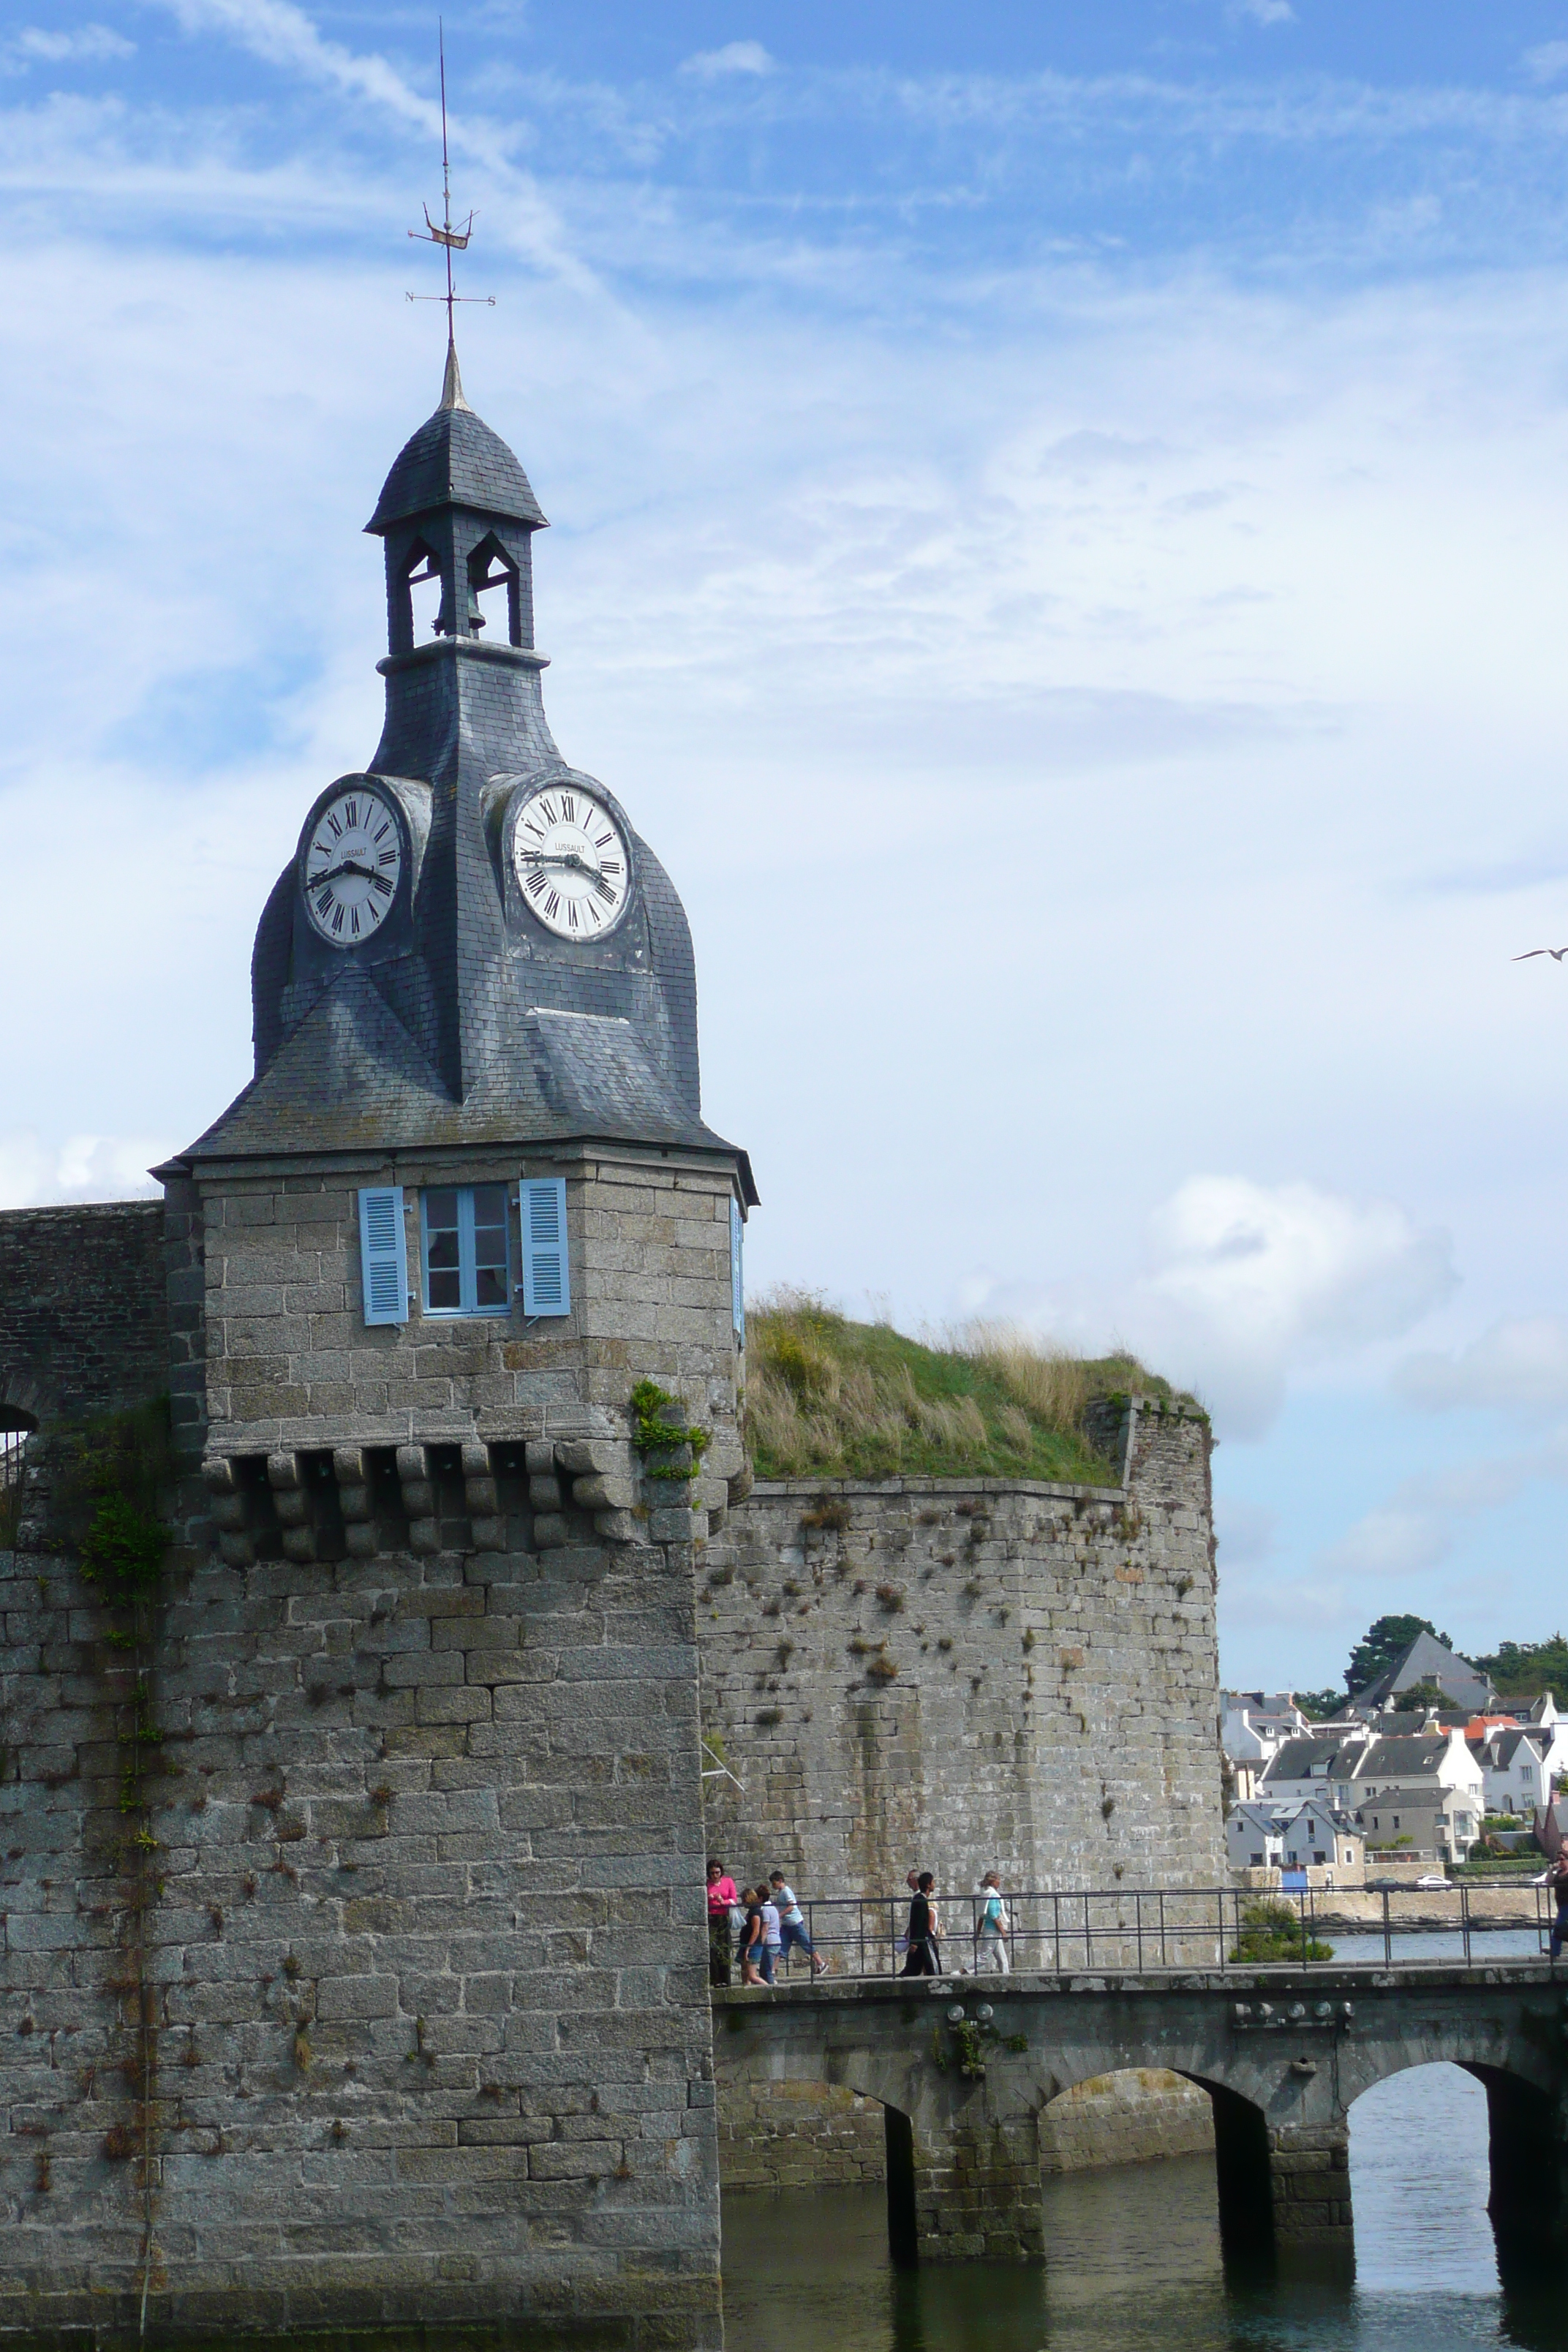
[{"x1": 722, "y1": 1931, "x2": 1566, "y2": 2352}]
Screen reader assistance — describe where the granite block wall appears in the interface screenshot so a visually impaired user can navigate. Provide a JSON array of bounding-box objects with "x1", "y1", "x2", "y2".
[
  {"x1": 195, "y1": 1150, "x2": 744, "y2": 1496},
  {"x1": 0, "y1": 1203, "x2": 170, "y2": 1426},
  {"x1": 0, "y1": 1415, "x2": 723, "y2": 2345},
  {"x1": 714, "y1": 2066, "x2": 1214, "y2": 2193},
  {"x1": 1036, "y1": 2069, "x2": 1215, "y2": 2172},
  {"x1": 696, "y1": 1403, "x2": 1222, "y2": 1908},
  {"x1": 0, "y1": 1148, "x2": 747, "y2": 2344}
]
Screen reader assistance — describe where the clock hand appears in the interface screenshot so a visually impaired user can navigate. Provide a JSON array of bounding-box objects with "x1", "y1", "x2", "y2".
[
  {"x1": 519, "y1": 851, "x2": 606, "y2": 880},
  {"x1": 308, "y1": 859, "x2": 377, "y2": 889}
]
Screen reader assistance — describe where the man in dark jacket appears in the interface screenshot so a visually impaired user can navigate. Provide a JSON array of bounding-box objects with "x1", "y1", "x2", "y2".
[{"x1": 901, "y1": 1872, "x2": 941, "y2": 1975}]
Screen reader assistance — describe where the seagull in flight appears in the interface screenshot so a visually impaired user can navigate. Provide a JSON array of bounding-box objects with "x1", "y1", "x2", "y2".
[{"x1": 1514, "y1": 948, "x2": 1568, "y2": 962}]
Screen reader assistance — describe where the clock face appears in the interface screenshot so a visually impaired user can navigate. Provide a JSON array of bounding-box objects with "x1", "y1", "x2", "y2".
[
  {"x1": 512, "y1": 783, "x2": 630, "y2": 939},
  {"x1": 301, "y1": 787, "x2": 403, "y2": 947}
]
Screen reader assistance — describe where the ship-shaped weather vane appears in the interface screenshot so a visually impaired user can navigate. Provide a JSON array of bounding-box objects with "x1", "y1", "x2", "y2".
[{"x1": 407, "y1": 24, "x2": 494, "y2": 355}]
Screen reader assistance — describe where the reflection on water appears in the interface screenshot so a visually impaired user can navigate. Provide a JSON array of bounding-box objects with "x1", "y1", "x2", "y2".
[{"x1": 721, "y1": 2061, "x2": 1566, "y2": 2352}]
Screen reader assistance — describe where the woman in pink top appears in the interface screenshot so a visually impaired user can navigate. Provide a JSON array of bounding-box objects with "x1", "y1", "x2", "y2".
[{"x1": 706, "y1": 1858, "x2": 739, "y2": 1986}]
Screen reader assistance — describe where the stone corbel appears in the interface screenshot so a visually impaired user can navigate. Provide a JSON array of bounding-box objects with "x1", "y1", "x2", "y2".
[
  {"x1": 463, "y1": 1442, "x2": 505, "y2": 1550},
  {"x1": 203, "y1": 1456, "x2": 255, "y2": 1568},
  {"x1": 396, "y1": 1445, "x2": 440, "y2": 1554},
  {"x1": 268, "y1": 1452, "x2": 316, "y2": 1562},
  {"x1": 333, "y1": 1447, "x2": 377, "y2": 1559},
  {"x1": 554, "y1": 1436, "x2": 646, "y2": 1545}
]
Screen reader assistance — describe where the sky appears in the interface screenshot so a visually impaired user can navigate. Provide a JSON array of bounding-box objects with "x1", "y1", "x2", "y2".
[{"x1": 8, "y1": 1, "x2": 1568, "y2": 1694}]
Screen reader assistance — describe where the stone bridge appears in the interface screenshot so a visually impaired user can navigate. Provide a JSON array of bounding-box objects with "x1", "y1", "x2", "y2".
[{"x1": 713, "y1": 1964, "x2": 1568, "y2": 2266}]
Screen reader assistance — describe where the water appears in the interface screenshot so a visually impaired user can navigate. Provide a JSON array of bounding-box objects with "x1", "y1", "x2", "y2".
[{"x1": 721, "y1": 2060, "x2": 1567, "y2": 2352}]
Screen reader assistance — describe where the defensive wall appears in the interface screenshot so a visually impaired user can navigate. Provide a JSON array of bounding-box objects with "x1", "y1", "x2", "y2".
[
  {"x1": 0, "y1": 1200, "x2": 1229, "y2": 2337},
  {"x1": 699, "y1": 1405, "x2": 1222, "y2": 1899},
  {"x1": 700, "y1": 1402, "x2": 1224, "y2": 2197},
  {"x1": 0, "y1": 1175, "x2": 742, "y2": 2348},
  {"x1": 0, "y1": 1202, "x2": 169, "y2": 1428}
]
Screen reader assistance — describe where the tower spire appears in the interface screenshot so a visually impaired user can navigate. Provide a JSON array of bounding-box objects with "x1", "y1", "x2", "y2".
[{"x1": 407, "y1": 22, "x2": 491, "y2": 399}]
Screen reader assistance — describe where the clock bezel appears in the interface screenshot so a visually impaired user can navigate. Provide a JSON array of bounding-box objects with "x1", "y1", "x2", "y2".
[
  {"x1": 505, "y1": 774, "x2": 636, "y2": 944},
  {"x1": 296, "y1": 777, "x2": 409, "y2": 952}
]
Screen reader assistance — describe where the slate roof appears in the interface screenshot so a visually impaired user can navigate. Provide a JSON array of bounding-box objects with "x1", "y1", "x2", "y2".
[
  {"x1": 1359, "y1": 1735, "x2": 1452, "y2": 1773},
  {"x1": 1473, "y1": 1726, "x2": 1545, "y2": 1766},
  {"x1": 367, "y1": 392, "x2": 547, "y2": 534},
  {"x1": 1354, "y1": 1629, "x2": 1493, "y2": 1709},
  {"x1": 173, "y1": 971, "x2": 750, "y2": 1175},
  {"x1": 1265, "y1": 1738, "x2": 1362, "y2": 1779}
]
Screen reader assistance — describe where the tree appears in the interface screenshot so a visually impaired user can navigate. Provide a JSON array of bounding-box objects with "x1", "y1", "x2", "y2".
[
  {"x1": 1343, "y1": 1614, "x2": 1452, "y2": 1697},
  {"x1": 1292, "y1": 1687, "x2": 1348, "y2": 1722},
  {"x1": 1469, "y1": 1635, "x2": 1568, "y2": 1699}
]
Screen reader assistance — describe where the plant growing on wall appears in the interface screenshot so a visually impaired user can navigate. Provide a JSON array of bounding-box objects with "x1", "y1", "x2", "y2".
[
  {"x1": 930, "y1": 2004, "x2": 1028, "y2": 2080},
  {"x1": 627, "y1": 1380, "x2": 710, "y2": 1480}
]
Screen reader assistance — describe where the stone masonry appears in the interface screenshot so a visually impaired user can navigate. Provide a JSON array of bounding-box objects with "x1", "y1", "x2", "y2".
[
  {"x1": 0, "y1": 1139, "x2": 750, "y2": 2347},
  {"x1": 699, "y1": 1401, "x2": 1223, "y2": 1905}
]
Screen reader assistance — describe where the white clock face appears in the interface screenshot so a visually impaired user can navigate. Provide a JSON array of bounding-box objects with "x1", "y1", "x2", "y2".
[
  {"x1": 512, "y1": 783, "x2": 630, "y2": 938},
  {"x1": 302, "y1": 788, "x2": 402, "y2": 947}
]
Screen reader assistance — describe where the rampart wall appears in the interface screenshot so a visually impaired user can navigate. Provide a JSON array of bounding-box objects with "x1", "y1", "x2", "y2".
[
  {"x1": 698, "y1": 1402, "x2": 1222, "y2": 1907},
  {"x1": 0, "y1": 1203, "x2": 170, "y2": 1426}
]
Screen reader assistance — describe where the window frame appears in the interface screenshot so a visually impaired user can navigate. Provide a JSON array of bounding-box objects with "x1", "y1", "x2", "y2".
[{"x1": 419, "y1": 1182, "x2": 513, "y2": 1319}]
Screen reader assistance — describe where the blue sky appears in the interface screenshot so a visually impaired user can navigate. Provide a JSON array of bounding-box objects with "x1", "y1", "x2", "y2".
[{"x1": 7, "y1": 1, "x2": 1568, "y2": 1694}]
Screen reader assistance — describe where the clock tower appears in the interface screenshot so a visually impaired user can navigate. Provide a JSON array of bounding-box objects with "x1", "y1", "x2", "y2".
[{"x1": 146, "y1": 349, "x2": 750, "y2": 2346}]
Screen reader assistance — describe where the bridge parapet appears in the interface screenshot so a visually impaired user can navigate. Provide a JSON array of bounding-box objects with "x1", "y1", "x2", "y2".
[{"x1": 714, "y1": 1964, "x2": 1568, "y2": 2265}]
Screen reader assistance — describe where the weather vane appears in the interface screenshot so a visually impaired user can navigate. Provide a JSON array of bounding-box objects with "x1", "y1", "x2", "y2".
[{"x1": 407, "y1": 23, "x2": 494, "y2": 350}]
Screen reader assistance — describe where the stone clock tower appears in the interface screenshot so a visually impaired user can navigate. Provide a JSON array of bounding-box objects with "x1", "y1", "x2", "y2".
[{"x1": 129, "y1": 353, "x2": 748, "y2": 2346}]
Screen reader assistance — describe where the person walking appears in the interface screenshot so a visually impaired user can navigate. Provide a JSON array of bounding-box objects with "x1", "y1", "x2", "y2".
[
  {"x1": 706, "y1": 1858, "x2": 739, "y2": 1988},
  {"x1": 739, "y1": 1888, "x2": 766, "y2": 1986},
  {"x1": 901, "y1": 1872, "x2": 941, "y2": 1976},
  {"x1": 758, "y1": 1882, "x2": 783, "y2": 1984},
  {"x1": 976, "y1": 1871, "x2": 1010, "y2": 1975},
  {"x1": 769, "y1": 1870, "x2": 828, "y2": 1976},
  {"x1": 1550, "y1": 1850, "x2": 1568, "y2": 1961}
]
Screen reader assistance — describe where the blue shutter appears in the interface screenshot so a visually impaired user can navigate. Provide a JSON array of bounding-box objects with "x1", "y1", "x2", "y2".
[
  {"x1": 730, "y1": 1196, "x2": 745, "y2": 1341},
  {"x1": 521, "y1": 1177, "x2": 570, "y2": 1316},
  {"x1": 358, "y1": 1186, "x2": 407, "y2": 1325}
]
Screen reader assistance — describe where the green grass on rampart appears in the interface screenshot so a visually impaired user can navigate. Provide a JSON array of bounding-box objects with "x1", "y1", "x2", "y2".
[{"x1": 744, "y1": 1291, "x2": 1202, "y2": 1485}]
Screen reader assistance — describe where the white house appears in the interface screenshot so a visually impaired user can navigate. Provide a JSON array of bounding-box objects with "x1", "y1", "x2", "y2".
[
  {"x1": 1221, "y1": 1692, "x2": 1313, "y2": 1802},
  {"x1": 1257, "y1": 1726, "x2": 1484, "y2": 1863},
  {"x1": 1226, "y1": 1800, "x2": 1286, "y2": 1872},
  {"x1": 1470, "y1": 1712, "x2": 1568, "y2": 1817},
  {"x1": 1225, "y1": 1797, "x2": 1364, "y2": 1882}
]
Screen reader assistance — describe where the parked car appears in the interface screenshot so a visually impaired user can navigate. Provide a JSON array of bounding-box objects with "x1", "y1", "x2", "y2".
[{"x1": 1414, "y1": 1874, "x2": 1449, "y2": 1891}]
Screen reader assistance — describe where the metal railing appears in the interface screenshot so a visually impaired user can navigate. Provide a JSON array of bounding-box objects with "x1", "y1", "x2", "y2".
[{"x1": 728, "y1": 1882, "x2": 1559, "y2": 1980}]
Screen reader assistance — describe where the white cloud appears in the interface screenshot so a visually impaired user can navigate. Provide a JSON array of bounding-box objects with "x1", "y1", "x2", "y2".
[
  {"x1": 1318, "y1": 1450, "x2": 1542, "y2": 1580},
  {"x1": 1523, "y1": 41, "x2": 1568, "y2": 85},
  {"x1": 10, "y1": 26, "x2": 135, "y2": 64},
  {"x1": 157, "y1": 0, "x2": 440, "y2": 132},
  {"x1": 0, "y1": 1133, "x2": 170, "y2": 1208},
  {"x1": 1229, "y1": 0, "x2": 1295, "y2": 23},
  {"x1": 1132, "y1": 1178, "x2": 1456, "y2": 1435},
  {"x1": 1394, "y1": 1316, "x2": 1568, "y2": 1414},
  {"x1": 679, "y1": 41, "x2": 775, "y2": 80}
]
